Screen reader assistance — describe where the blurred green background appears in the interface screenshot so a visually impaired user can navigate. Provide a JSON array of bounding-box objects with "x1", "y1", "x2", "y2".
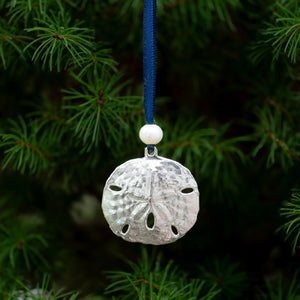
[{"x1": 1, "y1": 0, "x2": 300, "y2": 299}]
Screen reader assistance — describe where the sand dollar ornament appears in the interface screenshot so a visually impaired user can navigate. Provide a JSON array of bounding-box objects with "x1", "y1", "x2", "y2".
[
  {"x1": 101, "y1": 0, "x2": 200, "y2": 245},
  {"x1": 102, "y1": 127, "x2": 200, "y2": 245}
]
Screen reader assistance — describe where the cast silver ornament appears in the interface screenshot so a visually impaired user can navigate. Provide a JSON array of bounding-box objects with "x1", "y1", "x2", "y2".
[{"x1": 102, "y1": 148, "x2": 200, "y2": 245}]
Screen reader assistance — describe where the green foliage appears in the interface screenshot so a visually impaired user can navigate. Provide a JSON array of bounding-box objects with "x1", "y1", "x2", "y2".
[
  {"x1": 253, "y1": 2, "x2": 300, "y2": 64},
  {"x1": 11, "y1": 274, "x2": 80, "y2": 300},
  {"x1": 63, "y1": 69, "x2": 142, "y2": 152},
  {"x1": 162, "y1": 0, "x2": 240, "y2": 31},
  {"x1": 199, "y1": 257, "x2": 248, "y2": 299},
  {"x1": 161, "y1": 119, "x2": 251, "y2": 197},
  {"x1": 160, "y1": 117, "x2": 217, "y2": 171},
  {"x1": 263, "y1": 3, "x2": 300, "y2": 63},
  {"x1": 0, "y1": 20, "x2": 29, "y2": 69},
  {"x1": 61, "y1": 0, "x2": 104, "y2": 13},
  {"x1": 0, "y1": 265, "x2": 18, "y2": 298},
  {"x1": 72, "y1": 42, "x2": 118, "y2": 77},
  {"x1": 195, "y1": 123, "x2": 250, "y2": 187},
  {"x1": 0, "y1": 217, "x2": 48, "y2": 270},
  {"x1": 24, "y1": 12, "x2": 94, "y2": 71},
  {"x1": 253, "y1": 104, "x2": 300, "y2": 168},
  {"x1": 105, "y1": 247, "x2": 220, "y2": 300},
  {"x1": 280, "y1": 189, "x2": 300, "y2": 253},
  {"x1": 117, "y1": 0, "x2": 240, "y2": 29},
  {"x1": 0, "y1": 117, "x2": 54, "y2": 174},
  {"x1": 6, "y1": 0, "x2": 49, "y2": 25},
  {"x1": 257, "y1": 272, "x2": 300, "y2": 300}
]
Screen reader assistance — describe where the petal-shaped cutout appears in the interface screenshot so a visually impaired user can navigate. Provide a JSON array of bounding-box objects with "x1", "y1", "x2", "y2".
[
  {"x1": 181, "y1": 187, "x2": 194, "y2": 194},
  {"x1": 121, "y1": 224, "x2": 129, "y2": 234},
  {"x1": 109, "y1": 185, "x2": 122, "y2": 192},
  {"x1": 146, "y1": 212, "x2": 155, "y2": 229},
  {"x1": 171, "y1": 225, "x2": 178, "y2": 235}
]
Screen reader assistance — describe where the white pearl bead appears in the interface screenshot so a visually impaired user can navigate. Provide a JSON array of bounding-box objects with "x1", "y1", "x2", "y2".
[{"x1": 139, "y1": 124, "x2": 163, "y2": 145}]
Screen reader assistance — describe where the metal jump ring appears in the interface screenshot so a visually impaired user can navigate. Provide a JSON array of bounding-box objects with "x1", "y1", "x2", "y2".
[{"x1": 144, "y1": 147, "x2": 158, "y2": 158}]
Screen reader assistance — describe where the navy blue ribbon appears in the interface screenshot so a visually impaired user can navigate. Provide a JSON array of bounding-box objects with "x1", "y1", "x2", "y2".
[{"x1": 143, "y1": 0, "x2": 156, "y2": 125}]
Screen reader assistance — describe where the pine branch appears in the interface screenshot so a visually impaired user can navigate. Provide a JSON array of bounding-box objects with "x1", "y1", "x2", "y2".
[
  {"x1": 105, "y1": 247, "x2": 220, "y2": 299},
  {"x1": 163, "y1": 0, "x2": 240, "y2": 30},
  {"x1": 6, "y1": 0, "x2": 49, "y2": 25},
  {"x1": 265, "y1": 96, "x2": 295, "y2": 119},
  {"x1": 63, "y1": 68, "x2": 143, "y2": 152},
  {"x1": 280, "y1": 189, "x2": 300, "y2": 254},
  {"x1": 257, "y1": 271, "x2": 300, "y2": 300},
  {"x1": 13, "y1": 274, "x2": 80, "y2": 299},
  {"x1": 261, "y1": 3, "x2": 300, "y2": 63},
  {"x1": 264, "y1": 128, "x2": 299, "y2": 160},
  {"x1": 24, "y1": 11, "x2": 94, "y2": 71},
  {"x1": 16, "y1": 140, "x2": 53, "y2": 160},
  {"x1": 134, "y1": 276, "x2": 164, "y2": 292},
  {"x1": 160, "y1": 118, "x2": 251, "y2": 195},
  {"x1": 0, "y1": 22, "x2": 30, "y2": 69},
  {"x1": 0, "y1": 219, "x2": 48, "y2": 271},
  {"x1": 118, "y1": 0, "x2": 239, "y2": 30},
  {"x1": 0, "y1": 117, "x2": 57, "y2": 174},
  {"x1": 70, "y1": 42, "x2": 118, "y2": 77},
  {"x1": 199, "y1": 257, "x2": 248, "y2": 300},
  {"x1": 253, "y1": 104, "x2": 299, "y2": 168}
]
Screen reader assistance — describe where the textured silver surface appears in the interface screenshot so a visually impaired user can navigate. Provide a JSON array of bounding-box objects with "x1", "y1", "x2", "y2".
[{"x1": 101, "y1": 149, "x2": 200, "y2": 245}]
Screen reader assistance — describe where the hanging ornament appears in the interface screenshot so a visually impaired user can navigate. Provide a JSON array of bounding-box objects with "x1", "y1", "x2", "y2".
[{"x1": 101, "y1": 0, "x2": 200, "y2": 245}]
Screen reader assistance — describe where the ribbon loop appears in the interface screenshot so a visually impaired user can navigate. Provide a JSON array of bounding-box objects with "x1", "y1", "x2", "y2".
[{"x1": 143, "y1": 0, "x2": 156, "y2": 125}]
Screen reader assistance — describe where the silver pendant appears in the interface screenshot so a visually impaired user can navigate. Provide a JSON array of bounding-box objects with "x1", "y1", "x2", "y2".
[{"x1": 101, "y1": 147, "x2": 200, "y2": 245}]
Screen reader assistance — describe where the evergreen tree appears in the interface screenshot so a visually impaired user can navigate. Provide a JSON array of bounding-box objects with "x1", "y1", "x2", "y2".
[{"x1": 1, "y1": 0, "x2": 300, "y2": 299}]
